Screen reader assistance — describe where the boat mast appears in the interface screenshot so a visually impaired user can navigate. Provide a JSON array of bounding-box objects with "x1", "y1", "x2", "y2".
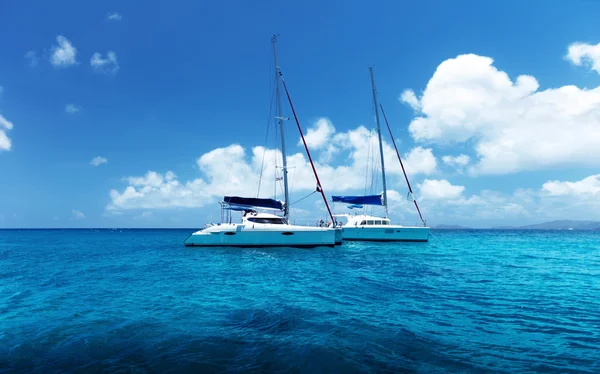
[
  {"x1": 380, "y1": 103, "x2": 426, "y2": 226},
  {"x1": 272, "y1": 35, "x2": 290, "y2": 221},
  {"x1": 369, "y1": 66, "x2": 388, "y2": 218}
]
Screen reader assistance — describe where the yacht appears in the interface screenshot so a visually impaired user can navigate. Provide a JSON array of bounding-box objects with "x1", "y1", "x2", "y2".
[
  {"x1": 334, "y1": 213, "x2": 430, "y2": 242},
  {"x1": 332, "y1": 67, "x2": 430, "y2": 242},
  {"x1": 185, "y1": 197, "x2": 336, "y2": 248},
  {"x1": 185, "y1": 36, "x2": 339, "y2": 248}
]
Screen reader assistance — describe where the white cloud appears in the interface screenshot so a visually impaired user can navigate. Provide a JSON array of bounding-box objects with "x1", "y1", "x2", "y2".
[
  {"x1": 107, "y1": 119, "x2": 437, "y2": 211},
  {"x1": 418, "y1": 179, "x2": 465, "y2": 200},
  {"x1": 72, "y1": 210, "x2": 86, "y2": 220},
  {"x1": 25, "y1": 50, "x2": 39, "y2": 67},
  {"x1": 90, "y1": 52, "x2": 119, "y2": 74},
  {"x1": 395, "y1": 173, "x2": 600, "y2": 226},
  {"x1": 542, "y1": 174, "x2": 600, "y2": 196},
  {"x1": 302, "y1": 117, "x2": 335, "y2": 150},
  {"x1": 403, "y1": 146, "x2": 437, "y2": 176},
  {"x1": 442, "y1": 154, "x2": 470, "y2": 172},
  {"x1": 400, "y1": 89, "x2": 420, "y2": 111},
  {"x1": 566, "y1": 42, "x2": 600, "y2": 74},
  {"x1": 134, "y1": 211, "x2": 153, "y2": 219},
  {"x1": 106, "y1": 13, "x2": 122, "y2": 21},
  {"x1": 0, "y1": 114, "x2": 14, "y2": 152},
  {"x1": 90, "y1": 156, "x2": 108, "y2": 166},
  {"x1": 65, "y1": 104, "x2": 80, "y2": 113},
  {"x1": 50, "y1": 35, "x2": 77, "y2": 67},
  {"x1": 402, "y1": 51, "x2": 600, "y2": 175}
]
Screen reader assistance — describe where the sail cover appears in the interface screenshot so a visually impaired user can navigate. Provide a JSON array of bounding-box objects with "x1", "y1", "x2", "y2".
[
  {"x1": 223, "y1": 196, "x2": 284, "y2": 211},
  {"x1": 331, "y1": 194, "x2": 383, "y2": 206}
]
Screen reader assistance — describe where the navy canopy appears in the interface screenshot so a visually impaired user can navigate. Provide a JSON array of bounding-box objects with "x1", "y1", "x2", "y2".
[
  {"x1": 332, "y1": 194, "x2": 383, "y2": 206},
  {"x1": 223, "y1": 196, "x2": 284, "y2": 211}
]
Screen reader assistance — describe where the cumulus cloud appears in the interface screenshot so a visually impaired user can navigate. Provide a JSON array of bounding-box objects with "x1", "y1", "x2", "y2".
[
  {"x1": 107, "y1": 119, "x2": 437, "y2": 211},
  {"x1": 25, "y1": 50, "x2": 39, "y2": 67},
  {"x1": 72, "y1": 210, "x2": 86, "y2": 220},
  {"x1": 401, "y1": 173, "x2": 600, "y2": 226},
  {"x1": 418, "y1": 179, "x2": 465, "y2": 200},
  {"x1": 50, "y1": 36, "x2": 77, "y2": 67},
  {"x1": 542, "y1": 174, "x2": 600, "y2": 196},
  {"x1": 403, "y1": 146, "x2": 437, "y2": 176},
  {"x1": 0, "y1": 114, "x2": 14, "y2": 152},
  {"x1": 402, "y1": 51, "x2": 600, "y2": 175},
  {"x1": 566, "y1": 42, "x2": 600, "y2": 74},
  {"x1": 90, "y1": 156, "x2": 108, "y2": 166},
  {"x1": 65, "y1": 104, "x2": 80, "y2": 113},
  {"x1": 442, "y1": 154, "x2": 471, "y2": 172},
  {"x1": 442, "y1": 154, "x2": 470, "y2": 167},
  {"x1": 302, "y1": 117, "x2": 335, "y2": 150},
  {"x1": 90, "y1": 52, "x2": 119, "y2": 74},
  {"x1": 106, "y1": 13, "x2": 122, "y2": 21},
  {"x1": 400, "y1": 89, "x2": 420, "y2": 111},
  {"x1": 134, "y1": 211, "x2": 153, "y2": 219}
]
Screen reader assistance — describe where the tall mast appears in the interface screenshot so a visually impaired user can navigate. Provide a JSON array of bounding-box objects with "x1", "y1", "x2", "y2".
[
  {"x1": 369, "y1": 66, "x2": 388, "y2": 217},
  {"x1": 272, "y1": 35, "x2": 290, "y2": 221}
]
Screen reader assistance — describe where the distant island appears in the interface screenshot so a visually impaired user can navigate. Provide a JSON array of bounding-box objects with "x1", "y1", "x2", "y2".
[
  {"x1": 433, "y1": 224, "x2": 472, "y2": 230},
  {"x1": 433, "y1": 220, "x2": 600, "y2": 230}
]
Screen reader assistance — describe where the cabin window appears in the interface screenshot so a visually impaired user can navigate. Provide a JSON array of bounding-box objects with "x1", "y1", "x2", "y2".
[
  {"x1": 375, "y1": 220, "x2": 382, "y2": 225},
  {"x1": 367, "y1": 220, "x2": 374, "y2": 225},
  {"x1": 382, "y1": 221, "x2": 389, "y2": 225},
  {"x1": 360, "y1": 220, "x2": 366, "y2": 225},
  {"x1": 247, "y1": 217, "x2": 286, "y2": 224}
]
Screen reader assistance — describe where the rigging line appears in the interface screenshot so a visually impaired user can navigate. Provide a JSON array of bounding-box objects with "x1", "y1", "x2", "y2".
[
  {"x1": 279, "y1": 71, "x2": 335, "y2": 223},
  {"x1": 369, "y1": 200, "x2": 424, "y2": 227},
  {"x1": 370, "y1": 199, "x2": 408, "y2": 217},
  {"x1": 379, "y1": 103, "x2": 426, "y2": 225},
  {"x1": 289, "y1": 190, "x2": 317, "y2": 206},
  {"x1": 289, "y1": 162, "x2": 298, "y2": 203},
  {"x1": 257, "y1": 74, "x2": 276, "y2": 197},
  {"x1": 364, "y1": 104, "x2": 375, "y2": 196},
  {"x1": 273, "y1": 96, "x2": 279, "y2": 200}
]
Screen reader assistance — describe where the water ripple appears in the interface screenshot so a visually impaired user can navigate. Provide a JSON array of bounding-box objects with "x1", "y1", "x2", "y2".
[{"x1": 1, "y1": 229, "x2": 599, "y2": 372}]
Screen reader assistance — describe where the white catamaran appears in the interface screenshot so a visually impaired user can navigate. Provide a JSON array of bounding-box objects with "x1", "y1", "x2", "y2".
[
  {"x1": 185, "y1": 35, "x2": 341, "y2": 248},
  {"x1": 333, "y1": 67, "x2": 430, "y2": 242}
]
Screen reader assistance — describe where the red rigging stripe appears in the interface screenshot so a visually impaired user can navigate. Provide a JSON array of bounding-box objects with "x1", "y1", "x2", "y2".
[
  {"x1": 413, "y1": 200, "x2": 425, "y2": 226},
  {"x1": 279, "y1": 72, "x2": 335, "y2": 223},
  {"x1": 380, "y1": 103, "x2": 426, "y2": 225}
]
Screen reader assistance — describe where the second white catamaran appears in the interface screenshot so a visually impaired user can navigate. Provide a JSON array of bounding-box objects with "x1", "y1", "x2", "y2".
[{"x1": 332, "y1": 67, "x2": 430, "y2": 242}]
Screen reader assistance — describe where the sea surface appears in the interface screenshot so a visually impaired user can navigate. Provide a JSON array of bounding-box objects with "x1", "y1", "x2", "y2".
[{"x1": 1, "y1": 229, "x2": 599, "y2": 373}]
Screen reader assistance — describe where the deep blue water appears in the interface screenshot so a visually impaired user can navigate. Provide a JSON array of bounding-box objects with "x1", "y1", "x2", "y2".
[{"x1": 1, "y1": 229, "x2": 599, "y2": 373}]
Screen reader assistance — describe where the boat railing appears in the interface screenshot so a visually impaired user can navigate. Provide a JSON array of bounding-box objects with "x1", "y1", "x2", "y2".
[
  {"x1": 391, "y1": 221, "x2": 429, "y2": 227},
  {"x1": 291, "y1": 218, "x2": 340, "y2": 227}
]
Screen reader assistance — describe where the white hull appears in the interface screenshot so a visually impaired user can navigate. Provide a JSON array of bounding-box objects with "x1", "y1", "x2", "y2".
[
  {"x1": 341, "y1": 225, "x2": 429, "y2": 242},
  {"x1": 334, "y1": 227, "x2": 343, "y2": 245},
  {"x1": 334, "y1": 214, "x2": 429, "y2": 242},
  {"x1": 184, "y1": 223, "x2": 336, "y2": 248}
]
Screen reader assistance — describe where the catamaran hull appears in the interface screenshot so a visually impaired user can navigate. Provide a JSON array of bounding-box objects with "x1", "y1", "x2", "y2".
[
  {"x1": 341, "y1": 226, "x2": 430, "y2": 242},
  {"x1": 334, "y1": 228, "x2": 343, "y2": 245},
  {"x1": 184, "y1": 227, "x2": 336, "y2": 248}
]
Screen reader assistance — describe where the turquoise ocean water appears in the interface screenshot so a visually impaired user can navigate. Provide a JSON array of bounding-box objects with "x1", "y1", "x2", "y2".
[{"x1": 1, "y1": 229, "x2": 599, "y2": 373}]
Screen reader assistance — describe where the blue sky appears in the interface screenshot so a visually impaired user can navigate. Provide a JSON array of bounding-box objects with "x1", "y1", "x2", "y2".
[{"x1": 2, "y1": 0, "x2": 600, "y2": 228}]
